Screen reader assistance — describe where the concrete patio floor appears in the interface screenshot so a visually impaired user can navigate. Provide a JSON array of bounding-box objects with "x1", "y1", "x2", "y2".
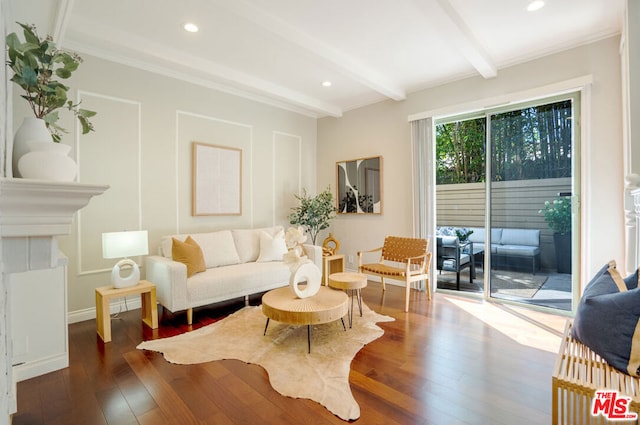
[{"x1": 436, "y1": 269, "x2": 573, "y2": 312}]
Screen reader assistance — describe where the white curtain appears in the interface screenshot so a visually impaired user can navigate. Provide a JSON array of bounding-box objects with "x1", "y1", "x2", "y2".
[{"x1": 410, "y1": 117, "x2": 436, "y2": 293}]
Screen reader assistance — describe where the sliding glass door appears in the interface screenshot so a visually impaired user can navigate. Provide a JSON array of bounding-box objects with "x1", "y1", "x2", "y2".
[{"x1": 435, "y1": 94, "x2": 579, "y2": 312}]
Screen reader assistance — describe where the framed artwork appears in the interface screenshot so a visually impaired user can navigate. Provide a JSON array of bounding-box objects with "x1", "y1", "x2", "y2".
[
  {"x1": 192, "y1": 142, "x2": 242, "y2": 216},
  {"x1": 336, "y1": 155, "x2": 382, "y2": 214}
]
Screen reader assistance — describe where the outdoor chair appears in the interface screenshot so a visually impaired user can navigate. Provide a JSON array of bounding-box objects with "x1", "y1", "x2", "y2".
[
  {"x1": 358, "y1": 236, "x2": 432, "y2": 312},
  {"x1": 436, "y1": 236, "x2": 473, "y2": 290}
]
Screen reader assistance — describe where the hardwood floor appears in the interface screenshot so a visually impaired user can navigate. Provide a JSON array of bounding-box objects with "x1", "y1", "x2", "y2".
[{"x1": 12, "y1": 283, "x2": 566, "y2": 424}]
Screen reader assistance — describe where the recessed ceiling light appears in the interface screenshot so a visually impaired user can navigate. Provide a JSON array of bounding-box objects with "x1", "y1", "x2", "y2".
[
  {"x1": 183, "y1": 22, "x2": 199, "y2": 33},
  {"x1": 322, "y1": 81, "x2": 332, "y2": 87},
  {"x1": 527, "y1": 0, "x2": 545, "y2": 12}
]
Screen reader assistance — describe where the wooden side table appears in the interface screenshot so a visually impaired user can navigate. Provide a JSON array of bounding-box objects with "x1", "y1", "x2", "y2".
[
  {"x1": 322, "y1": 254, "x2": 345, "y2": 286},
  {"x1": 95, "y1": 280, "x2": 158, "y2": 343},
  {"x1": 328, "y1": 272, "x2": 368, "y2": 328}
]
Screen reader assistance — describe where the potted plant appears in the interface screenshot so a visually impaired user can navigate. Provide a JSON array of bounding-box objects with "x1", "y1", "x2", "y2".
[
  {"x1": 455, "y1": 228, "x2": 474, "y2": 243},
  {"x1": 288, "y1": 187, "x2": 336, "y2": 245},
  {"x1": 6, "y1": 22, "x2": 96, "y2": 179},
  {"x1": 539, "y1": 196, "x2": 572, "y2": 273}
]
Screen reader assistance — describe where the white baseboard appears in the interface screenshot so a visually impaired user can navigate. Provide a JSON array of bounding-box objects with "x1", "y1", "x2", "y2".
[
  {"x1": 13, "y1": 353, "x2": 68, "y2": 382},
  {"x1": 68, "y1": 295, "x2": 142, "y2": 324}
]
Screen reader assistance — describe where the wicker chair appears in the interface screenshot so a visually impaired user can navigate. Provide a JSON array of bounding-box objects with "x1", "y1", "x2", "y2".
[{"x1": 357, "y1": 236, "x2": 432, "y2": 312}]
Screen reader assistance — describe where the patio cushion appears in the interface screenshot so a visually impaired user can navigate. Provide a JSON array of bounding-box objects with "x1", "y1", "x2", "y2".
[
  {"x1": 467, "y1": 228, "x2": 503, "y2": 245},
  {"x1": 442, "y1": 254, "x2": 470, "y2": 271},
  {"x1": 499, "y1": 228, "x2": 539, "y2": 247},
  {"x1": 467, "y1": 228, "x2": 501, "y2": 253},
  {"x1": 440, "y1": 236, "x2": 459, "y2": 246},
  {"x1": 495, "y1": 244, "x2": 540, "y2": 257},
  {"x1": 571, "y1": 261, "x2": 640, "y2": 376}
]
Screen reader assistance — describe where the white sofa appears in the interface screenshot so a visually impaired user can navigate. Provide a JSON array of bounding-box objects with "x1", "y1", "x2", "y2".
[{"x1": 145, "y1": 225, "x2": 322, "y2": 324}]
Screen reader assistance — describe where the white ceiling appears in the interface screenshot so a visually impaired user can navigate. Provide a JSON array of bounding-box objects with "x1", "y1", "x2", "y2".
[{"x1": 11, "y1": 0, "x2": 625, "y2": 118}]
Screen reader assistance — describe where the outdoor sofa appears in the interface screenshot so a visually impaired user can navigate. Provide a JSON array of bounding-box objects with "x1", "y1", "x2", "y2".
[{"x1": 437, "y1": 227, "x2": 541, "y2": 274}]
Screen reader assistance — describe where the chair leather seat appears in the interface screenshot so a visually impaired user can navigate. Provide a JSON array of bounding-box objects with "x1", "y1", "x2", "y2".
[{"x1": 360, "y1": 263, "x2": 407, "y2": 277}]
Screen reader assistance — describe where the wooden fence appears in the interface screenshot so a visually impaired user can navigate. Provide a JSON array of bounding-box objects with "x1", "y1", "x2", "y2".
[{"x1": 436, "y1": 177, "x2": 572, "y2": 271}]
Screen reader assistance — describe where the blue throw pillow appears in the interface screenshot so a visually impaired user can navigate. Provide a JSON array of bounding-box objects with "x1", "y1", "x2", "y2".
[
  {"x1": 572, "y1": 261, "x2": 640, "y2": 376},
  {"x1": 625, "y1": 268, "x2": 640, "y2": 290}
]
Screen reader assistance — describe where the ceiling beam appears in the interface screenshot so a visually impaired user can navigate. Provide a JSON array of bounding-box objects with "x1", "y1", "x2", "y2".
[
  {"x1": 211, "y1": 0, "x2": 406, "y2": 101},
  {"x1": 65, "y1": 19, "x2": 343, "y2": 117},
  {"x1": 418, "y1": 0, "x2": 497, "y2": 79}
]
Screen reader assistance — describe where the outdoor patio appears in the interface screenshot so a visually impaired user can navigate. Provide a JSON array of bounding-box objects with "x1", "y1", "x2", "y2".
[{"x1": 436, "y1": 268, "x2": 572, "y2": 311}]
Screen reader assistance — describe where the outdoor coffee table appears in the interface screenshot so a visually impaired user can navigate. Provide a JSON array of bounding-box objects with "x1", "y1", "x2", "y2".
[
  {"x1": 262, "y1": 286, "x2": 348, "y2": 353},
  {"x1": 328, "y1": 272, "x2": 367, "y2": 328}
]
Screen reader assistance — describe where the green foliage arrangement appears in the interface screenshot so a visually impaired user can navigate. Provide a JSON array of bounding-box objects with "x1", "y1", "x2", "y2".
[
  {"x1": 288, "y1": 187, "x2": 336, "y2": 245},
  {"x1": 539, "y1": 196, "x2": 572, "y2": 235},
  {"x1": 6, "y1": 22, "x2": 96, "y2": 142}
]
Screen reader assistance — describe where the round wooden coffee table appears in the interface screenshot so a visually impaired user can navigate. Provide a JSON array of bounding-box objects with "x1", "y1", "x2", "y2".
[
  {"x1": 262, "y1": 286, "x2": 348, "y2": 353},
  {"x1": 328, "y1": 272, "x2": 368, "y2": 328}
]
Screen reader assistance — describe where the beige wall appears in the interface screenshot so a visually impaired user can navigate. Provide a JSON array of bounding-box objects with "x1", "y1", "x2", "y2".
[
  {"x1": 13, "y1": 55, "x2": 317, "y2": 318},
  {"x1": 318, "y1": 36, "x2": 624, "y2": 285}
]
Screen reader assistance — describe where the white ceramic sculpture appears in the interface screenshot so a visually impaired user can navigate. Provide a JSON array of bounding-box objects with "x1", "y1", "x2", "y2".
[
  {"x1": 289, "y1": 261, "x2": 322, "y2": 298},
  {"x1": 284, "y1": 226, "x2": 321, "y2": 298}
]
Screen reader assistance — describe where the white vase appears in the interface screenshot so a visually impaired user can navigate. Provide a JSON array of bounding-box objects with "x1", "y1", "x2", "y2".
[
  {"x1": 12, "y1": 117, "x2": 53, "y2": 178},
  {"x1": 18, "y1": 140, "x2": 78, "y2": 182}
]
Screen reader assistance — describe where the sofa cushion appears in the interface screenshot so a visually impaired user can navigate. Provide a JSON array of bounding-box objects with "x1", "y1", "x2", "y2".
[
  {"x1": 440, "y1": 236, "x2": 459, "y2": 246},
  {"x1": 499, "y1": 229, "x2": 539, "y2": 247},
  {"x1": 231, "y1": 226, "x2": 282, "y2": 263},
  {"x1": 187, "y1": 261, "x2": 290, "y2": 306},
  {"x1": 442, "y1": 254, "x2": 470, "y2": 271},
  {"x1": 495, "y1": 244, "x2": 540, "y2": 257},
  {"x1": 257, "y1": 230, "x2": 288, "y2": 262},
  {"x1": 436, "y1": 226, "x2": 457, "y2": 236},
  {"x1": 172, "y1": 236, "x2": 206, "y2": 277},
  {"x1": 198, "y1": 231, "x2": 241, "y2": 268},
  {"x1": 161, "y1": 231, "x2": 241, "y2": 268},
  {"x1": 467, "y1": 227, "x2": 502, "y2": 253},
  {"x1": 571, "y1": 261, "x2": 640, "y2": 376}
]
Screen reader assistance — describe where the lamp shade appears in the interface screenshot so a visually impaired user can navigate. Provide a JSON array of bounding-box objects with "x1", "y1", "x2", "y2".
[{"x1": 102, "y1": 230, "x2": 149, "y2": 259}]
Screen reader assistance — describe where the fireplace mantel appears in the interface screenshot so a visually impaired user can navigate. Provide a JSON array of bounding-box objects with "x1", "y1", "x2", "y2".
[
  {"x1": 0, "y1": 178, "x2": 108, "y2": 273},
  {"x1": 0, "y1": 178, "x2": 109, "y2": 237},
  {"x1": 0, "y1": 178, "x2": 108, "y2": 423}
]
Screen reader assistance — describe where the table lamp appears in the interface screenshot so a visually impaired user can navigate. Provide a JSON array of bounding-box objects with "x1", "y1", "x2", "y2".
[{"x1": 102, "y1": 230, "x2": 149, "y2": 288}]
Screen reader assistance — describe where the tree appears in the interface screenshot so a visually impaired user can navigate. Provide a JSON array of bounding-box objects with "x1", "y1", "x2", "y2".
[{"x1": 436, "y1": 99, "x2": 572, "y2": 184}]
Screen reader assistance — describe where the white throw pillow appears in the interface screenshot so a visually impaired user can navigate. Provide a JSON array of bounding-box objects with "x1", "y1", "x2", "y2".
[
  {"x1": 232, "y1": 226, "x2": 283, "y2": 263},
  {"x1": 192, "y1": 231, "x2": 241, "y2": 268},
  {"x1": 256, "y1": 230, "x2": 288, "y2": 262}
]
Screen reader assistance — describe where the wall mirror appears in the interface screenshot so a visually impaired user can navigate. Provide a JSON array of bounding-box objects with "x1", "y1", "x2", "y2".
[{"x1": 336, "y1": 156, "x2": 382, "y2": 214}]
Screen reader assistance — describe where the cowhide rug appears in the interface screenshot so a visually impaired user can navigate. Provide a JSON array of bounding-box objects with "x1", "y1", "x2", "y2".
[{"x1": 137, "y1": 303, "x2": 394, "y2": 421}]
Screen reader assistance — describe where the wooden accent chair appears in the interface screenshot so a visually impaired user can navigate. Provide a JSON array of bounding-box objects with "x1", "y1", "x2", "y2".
[{"x1": 357, "y1": 236, "x2": 432, "y2": 312}]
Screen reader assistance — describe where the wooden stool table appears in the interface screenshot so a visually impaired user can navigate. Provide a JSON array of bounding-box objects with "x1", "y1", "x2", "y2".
[
  {"x1": 95, "y1": 280, "x2": 158, "y2": 343},
  {"x1": 262, "y1": 286, "x2": 348, "y2": 353},
  {"x1": 328, "y1": 272, "x2": 368, "y2": 328}
]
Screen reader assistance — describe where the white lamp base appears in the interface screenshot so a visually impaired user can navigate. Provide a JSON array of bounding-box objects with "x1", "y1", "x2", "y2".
[{"x1": 111, "y1": 258, "x2": 140, "y2": 288}]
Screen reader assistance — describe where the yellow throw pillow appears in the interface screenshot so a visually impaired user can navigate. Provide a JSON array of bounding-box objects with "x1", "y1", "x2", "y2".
[{"x1": 172, "y1": 236, "x2": 206, "y2": 277}]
